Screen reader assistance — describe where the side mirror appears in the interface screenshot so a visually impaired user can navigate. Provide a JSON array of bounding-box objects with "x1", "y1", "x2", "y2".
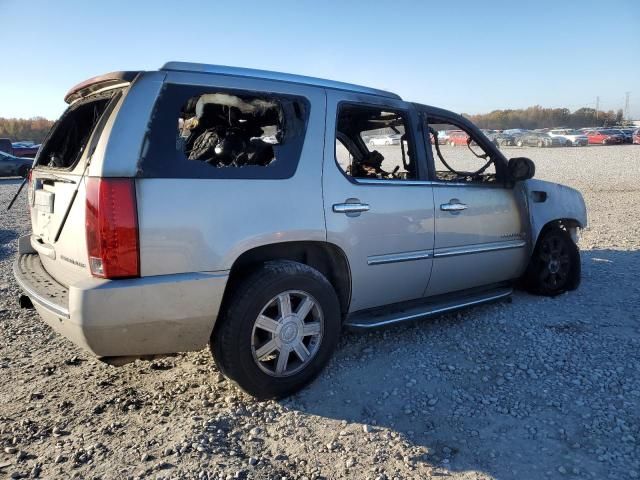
[{"x1": 508, "y1": 157, "x2": 535, "y2": 182}]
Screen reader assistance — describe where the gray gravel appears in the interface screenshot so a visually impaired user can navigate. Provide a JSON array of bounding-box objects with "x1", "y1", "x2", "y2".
[{"x1": 1, "y1": 145, "x2": 639, "y2": 480}]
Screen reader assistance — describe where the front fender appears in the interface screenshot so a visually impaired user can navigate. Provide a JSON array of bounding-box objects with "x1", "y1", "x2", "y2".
[{"x1": 517, "y1": 179, "x2": 587, "y2": 246}]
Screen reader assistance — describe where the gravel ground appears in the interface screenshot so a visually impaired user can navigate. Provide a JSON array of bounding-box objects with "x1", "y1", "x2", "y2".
[{"x1": 1, "y1": 145, "x2": 639, "y2": 480}]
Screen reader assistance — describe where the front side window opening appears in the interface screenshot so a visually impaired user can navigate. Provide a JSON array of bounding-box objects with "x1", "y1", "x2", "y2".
[
  {"x1": 178, "y1": 93, "x2": 284, "y2": 168},
  {"x1": 426, "y1": 118, "x2": 497, "y2": 183}
]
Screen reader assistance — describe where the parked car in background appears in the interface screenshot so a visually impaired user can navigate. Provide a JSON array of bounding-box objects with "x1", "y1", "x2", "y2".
[
  {"x1": 0, "y1": 138, "x2": 41, "y2": 158},
  {"x1": 633, "y1": 129, "x2": 640, "y2": 145},
  {"x1": 480, "y1": 130, "x2": 516, "y2": 148},
  {"x1": 0, "y1": 151, "x2": 32, "y2": 177},
  {"x1": 447, "y1": 130, "x2": 470, "y2": 146},
  {"x1": 548, "y1": 129, "x2": 589, "y2": 146},
  {"x1": 369, "y1": 134, "x2": 400, "y2": 146},
  {"x1": 515, "y1": 132, "x2": 563, "y2": 147},
  {"x1": 436, "y1": 130, "x2": 451, "y2": 144},
  {"x1": 602, "y1": 129, "x2": 632, "y2": 144},
  {"x1": 583, "y1": 130, "x2": 623, "y2": 145}
]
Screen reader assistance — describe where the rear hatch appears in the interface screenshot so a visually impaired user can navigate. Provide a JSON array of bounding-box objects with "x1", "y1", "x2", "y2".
[{"x1": 28, "y1": 73, "x2": 137, "y2": 287}]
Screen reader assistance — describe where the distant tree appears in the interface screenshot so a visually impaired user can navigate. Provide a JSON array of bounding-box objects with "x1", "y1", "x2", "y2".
[
  {"x1": 464, "y1": 106, "x2": 622, "y2": 130},
  {"x1": 0, "y1": 117, "x2": 55, "y2": 143}
]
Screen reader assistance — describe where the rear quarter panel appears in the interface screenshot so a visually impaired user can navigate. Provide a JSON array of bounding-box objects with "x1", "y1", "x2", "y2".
[{"x1": 136, "y1": 74, "x2": 327, "y2": 275}]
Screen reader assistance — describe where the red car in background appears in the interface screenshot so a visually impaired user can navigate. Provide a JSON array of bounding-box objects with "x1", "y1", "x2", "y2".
[
  {"x1": 583, "y1": 130, "x2": 623, "y2": 145},
  {"x1": 447, "y1": 131, "x2": 470, "y2": 146},
  {"x1": 633, "y1": 129, "x2": 640, "y2": 145}
]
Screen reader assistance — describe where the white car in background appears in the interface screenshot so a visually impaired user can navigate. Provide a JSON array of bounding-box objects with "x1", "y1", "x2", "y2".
[
  {"x1": 369, "y1": 134, "x2": 401, "y2": 146},
  {"x1": 548, "y1": 129, "x2": 589, "y2": 147}
]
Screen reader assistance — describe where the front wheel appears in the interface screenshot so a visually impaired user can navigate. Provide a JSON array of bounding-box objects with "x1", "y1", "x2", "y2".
[
  {"x1": 211, "y1": 261, "x2": 341, "y2": 399},
  {"x1": 522, "y1": 227, "x2": 580, "y2": 296}
]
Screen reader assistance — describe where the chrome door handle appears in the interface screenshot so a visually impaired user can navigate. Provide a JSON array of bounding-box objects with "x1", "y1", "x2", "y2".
[
  {"x1": 440, "y1": 202, "x2": 468, "y2": 212},
  {"x1": 333, "y1": 202, "x2": 370, "y2": 214}
]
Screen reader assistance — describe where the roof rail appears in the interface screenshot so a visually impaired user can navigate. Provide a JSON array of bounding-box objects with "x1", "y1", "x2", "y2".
[{"x1": 161, "y1": 62, "x2": 401, "y2": 100}]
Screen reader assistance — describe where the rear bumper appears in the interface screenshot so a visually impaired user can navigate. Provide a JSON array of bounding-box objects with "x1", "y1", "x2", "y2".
[{"x1": 13, "y1": 245, "x2": 228, "y2": 357}]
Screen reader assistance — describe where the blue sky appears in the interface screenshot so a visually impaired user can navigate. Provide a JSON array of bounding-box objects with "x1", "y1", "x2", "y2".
[{"x1": 1, "y1": 0, "x2": 639, "y2": 119}]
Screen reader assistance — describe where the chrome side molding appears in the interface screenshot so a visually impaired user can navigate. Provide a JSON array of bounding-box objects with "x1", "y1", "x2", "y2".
[
  {"x1": 434, "y1": 239, "x2": 526, "y2": 258},
  {"x1": 367, "y1": 249, "x2": 432, "y2": 266}
]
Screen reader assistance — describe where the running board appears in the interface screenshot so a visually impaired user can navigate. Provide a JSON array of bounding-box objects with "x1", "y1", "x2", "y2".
[{"x1": 344, "y1": 286, "x2": 513, "y2": 329}]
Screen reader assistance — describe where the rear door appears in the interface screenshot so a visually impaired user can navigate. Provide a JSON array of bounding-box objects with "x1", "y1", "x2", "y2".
[
  {"x1": 421, "y1": 110, "x2": 529, "y2": 296},
  {"x1": 323, "y1": 91, "x2": 435, "y2": 312}
]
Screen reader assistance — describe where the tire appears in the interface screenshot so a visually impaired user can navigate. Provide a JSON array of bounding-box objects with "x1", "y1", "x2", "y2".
[
  {"x1": 517, "y1": 140, "x2": 523, "y2": 147},
  {"x1": 565, "y1": 140, "x2": 572, "y2": 147},
  {"x1": 522, "y1": 227, "x2": 580, "y2": 296},
  {"x1": 211, "y1": 261, "x2": 341, "y2": 399},
  {"x1": 602, "y1": 139, "x2": 607, "y2": 145},
  {"x1": 449, "y1": 141, "x2": 455, "y2": 147},
  {"x1": 537, "y1": 140, "x2": 544, "y2": 148}
]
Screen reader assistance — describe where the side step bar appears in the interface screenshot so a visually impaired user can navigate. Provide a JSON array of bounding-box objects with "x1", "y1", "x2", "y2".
[{"x1": 344, "y1": 287, "x2": 512, "y2": 329}]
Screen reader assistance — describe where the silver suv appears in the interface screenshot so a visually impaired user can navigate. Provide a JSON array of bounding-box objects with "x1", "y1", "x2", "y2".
[{"x1": 13, "y1": 62, "x2": 587, "y2": 398}]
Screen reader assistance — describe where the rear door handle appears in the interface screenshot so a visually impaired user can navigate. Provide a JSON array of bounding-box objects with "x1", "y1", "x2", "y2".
[
  {"x1": 440, "y1": 202, "x2": 468, "y2": 212},
  {"x1": 333, "y1": 202, "x2": 370, "y2": 214}
]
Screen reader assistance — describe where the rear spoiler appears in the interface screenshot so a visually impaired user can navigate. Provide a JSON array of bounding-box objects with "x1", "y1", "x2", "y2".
[{"x1": 64, "y1": 71, "x2": 140, "y2": 104}]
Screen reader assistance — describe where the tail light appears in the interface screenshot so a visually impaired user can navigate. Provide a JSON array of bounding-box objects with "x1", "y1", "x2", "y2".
[{"x1": 85, "y1": 178, "x2": 140, "y2": 278}]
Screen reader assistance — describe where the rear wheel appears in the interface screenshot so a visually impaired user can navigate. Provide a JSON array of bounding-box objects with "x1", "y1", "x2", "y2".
[
  {"x1": 211, "y1": 261, "x2": 341, "y2": 399},
  {"x1": 522, "y1": 227, "x2": 580, "y2": 296},
  {"x1": 602, "y1": 139, "x2": 607, "y2": 145}
]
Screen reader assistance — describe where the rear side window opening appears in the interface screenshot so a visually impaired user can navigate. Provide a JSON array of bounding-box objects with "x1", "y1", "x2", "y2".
[
  {"x1": 140, "y1": 84, "x2": 309, "y2": 179},
  {"x1": 36, "y1": 92, "x2": 118, "y2": 170}
]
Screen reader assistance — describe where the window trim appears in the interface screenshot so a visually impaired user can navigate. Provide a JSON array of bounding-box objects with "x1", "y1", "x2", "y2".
[
  {"x1": 421, "y1": 110, "x2": 509, "y2": 186},
  {"x1": 333, "y1": 101, "x2": 422, "y2": 186}
]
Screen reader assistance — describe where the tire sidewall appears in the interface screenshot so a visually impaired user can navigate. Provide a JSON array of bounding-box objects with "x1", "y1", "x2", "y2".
[
  {"x1": 524, "y1": 227, "x2": 580, "y2": 296},
  {"x1": 215, "y1": 263, "x2": 341, "y2": 399}
]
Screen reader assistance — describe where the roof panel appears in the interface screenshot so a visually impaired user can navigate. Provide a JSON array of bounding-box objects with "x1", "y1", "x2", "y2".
[{"x1": 161, "y1": 62, "x2": 401, "y2": 100}]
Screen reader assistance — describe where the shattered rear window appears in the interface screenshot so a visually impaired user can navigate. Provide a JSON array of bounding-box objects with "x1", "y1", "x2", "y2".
[{"x1": 140, "y1": 85, "x2": 309, "y2": 179}]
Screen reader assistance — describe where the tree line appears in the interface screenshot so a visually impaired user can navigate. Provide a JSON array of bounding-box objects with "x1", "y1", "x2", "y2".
[
  {"x1": 0, "y1": 117, "x2": 55, "y2": 144},
  {"x1": 0, "y1": 106, "x2": 631, "y2": 144},
  {"x1": 464, "y1": 106, "x2": 626, "y2": 130}
]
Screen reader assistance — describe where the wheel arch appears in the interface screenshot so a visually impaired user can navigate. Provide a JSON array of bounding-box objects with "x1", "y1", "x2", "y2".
[
  {"x1": 220, "y1": 241, "x2": 352, "y2": 318},
  {"x1": 519, "y1": 179, "x2": 588, "y2": 249}
]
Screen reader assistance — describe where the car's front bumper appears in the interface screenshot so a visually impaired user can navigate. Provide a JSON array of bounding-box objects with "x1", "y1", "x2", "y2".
[{"x1": 13, "y1": 238, "x2": 228, "y2": 357}]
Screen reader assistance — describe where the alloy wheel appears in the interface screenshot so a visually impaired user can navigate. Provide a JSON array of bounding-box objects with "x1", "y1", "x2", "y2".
[{"x1": 251, "y1": 290, "x2": 324, "y2": 377}]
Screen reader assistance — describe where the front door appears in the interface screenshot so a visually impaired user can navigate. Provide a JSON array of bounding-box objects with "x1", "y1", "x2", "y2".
[
  {"x1": 422, "y1": 111, "x2": 529, "y2": 297},
  {"x1": 323, "y1": 91, "x2": 435, "y2": 312}
]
